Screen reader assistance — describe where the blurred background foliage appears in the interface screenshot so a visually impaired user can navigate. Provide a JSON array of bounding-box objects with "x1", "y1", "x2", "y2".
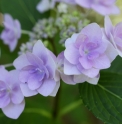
[{"x1": 0, "y1": 0, "x2": 122, "y2": 124}]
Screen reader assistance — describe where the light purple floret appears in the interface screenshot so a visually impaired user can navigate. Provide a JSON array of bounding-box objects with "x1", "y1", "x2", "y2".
[
  {"x1": 13, "y1": 40, "x2": 60, "y2": 97},
  {"x1": 0, "y1": 14, "x2": 21, "y2": 51},
  {"x1": 57, "y1": 52, "x2": 99, "y2": 85},
  {"x1": 104, "y1": 16, "x2": 122, "y2": 57},
  {"x1": 0, "y1": 66, "x2": 25, "y2": 119},
  {"x1": 64, "y1": 23, "x2": 117, "y2": 83}
]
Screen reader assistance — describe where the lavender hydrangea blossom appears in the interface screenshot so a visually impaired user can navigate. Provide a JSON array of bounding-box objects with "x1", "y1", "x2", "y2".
[
  {"x1": 0, "y1": 66, "x2": 25, "y2": 119},
  {"x1": 57, "y1": 52, "x2": 99, "y2": 85},
  {"x1": 64, "y1": 23, "x2": 117, "y2": 83},
  {"x1": 76, "y1": 0, "x2": 120, "y2": 15},
  {"x1": 0, "y1": 14, "x2": 21, "y2": 51},
  {"x1": 104, "y1": 16, "x2": 122, "y2": 57},
  {"x1": 13, "y1": 40, "x2": 60, "y2": 97}
]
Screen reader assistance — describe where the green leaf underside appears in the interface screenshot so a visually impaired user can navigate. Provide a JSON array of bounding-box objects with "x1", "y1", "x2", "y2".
[
  {"x1": 79, "y1": 56, "x2": 122, "y2": 124},
  {"x1": 0, "y1": 0, "x2": 50, "y2": 30},
  {"x1": 79, "y1": 67, "x2": 122, "y2": 124}
]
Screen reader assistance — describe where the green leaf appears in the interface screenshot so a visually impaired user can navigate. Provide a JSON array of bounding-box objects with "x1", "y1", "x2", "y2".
[
  {"x1": 79, "y1": 56, "x2": 122, "y2": 124},
  {"x1": 0, "y1": 0, "x2": 50, "y2": 30}
]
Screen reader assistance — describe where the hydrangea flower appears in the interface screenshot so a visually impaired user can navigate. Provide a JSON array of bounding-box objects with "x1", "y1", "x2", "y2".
[
  {"x1": 104, "y1": 16, "x2": 122, "y2": 57},
  {"x1": 76, "y1": 0, "x2": 120, "y2": 15},
  {"x1": 57, "y1": 52, "x2": 99, "y2": 85},
  {"x1": 13, "y1": 40, "x2": 60, "y2": 97},
  {"x1": 0, "y1": 14, "x2": 21, "y2": 51},
  {"x1": 64, "y1": 23, "x2": 117, "y2": 82},
  {"x1": 36, "y1": 0, "x2": 55, "y2": 13},
  {"x1": 0, "y1": 66, "x2": 25, "y2": 119}
]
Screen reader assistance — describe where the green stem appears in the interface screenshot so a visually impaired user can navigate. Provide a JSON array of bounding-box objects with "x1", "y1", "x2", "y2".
[
  {"x1": 52, "y1": 84, "x2": 61, "y2": 121},
  {"x1": 24, "y1": 108, "x2": 52, "y2": 119},
  {"x1": 49, "y1": 38, "x2": 57, "y2": 56},
  {"x1": 4, "y1": 63, "x2": 13, "y2": 68},
  {"x1": 58, "y1": 99, "x2": 83, "y2": 117},
  {"x1": 21, "y1": 30, "x2": 32, "y2": 35}
]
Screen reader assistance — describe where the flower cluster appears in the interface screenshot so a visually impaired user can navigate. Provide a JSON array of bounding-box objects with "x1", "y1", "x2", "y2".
[
  {"x1": 0, "y1": 0, "x2": 122, "y2": 120},
  {"x1": 0, "y1": 66, "x2": 25, "y2": 119},
  {"x1": 0, "y1": 14, "x2": 21, "y2": 51}
]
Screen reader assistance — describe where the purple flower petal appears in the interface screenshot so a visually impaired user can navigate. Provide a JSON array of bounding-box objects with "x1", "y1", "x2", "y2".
[
  {"x1": 0, "y1": 66, "x2": 9, "y2": 82},
  {"x1": 28, "y1": 74, "x2": 43, "y2": 90},
  {"x1": 13, "y1": 54, "x2": 30, "y2": 70},
  {"x1": 64, "y1": 59, "x2": 81, "y2": 75},
  {"x1": 33, "y1": 40, "x2": 48, "y2": 63},
  {"x1": 49, "y1": 81, "x2": 60, "y2": 96},
  {"x1": 75, "y1": 34, "x2": 87, "y2": 48},
  {"x1": 37, "y1": 79, "x2": 56, "y2": 96},
  {"x1": 105, "y1": 40, "x2": 118, "y2": 62},
  {"x1": 79, "y1": 57, "x2": 92, "y2": 69},
  {"x1": 26, "y1": 52, "x2": 43, "y2": 67},
  {"x1": 104, "y1": 16, "x2": 113, "y2": 39},
  {"x1": 8, "y1": 70, "x2": 24, "y2": 104},
  {"x1": 61, "y1": 73, "x2": 76, "y2": 85},
  {"x1": 14, "y1": 20, "x2": 21, "y2": 38},
  {"x1": 9, "y1": 39, "x2": 18, "y2": 52},
  {"x1": 2, "y1": 100, "x2": 25, "y2": 119},
  {"x1": 0, "y1": 81, "x2": 10, "y2": 108},
  {"x1": 20, "y1": 83, "x2": 38, "y2": 97},
  {"x1": 73, "y1": 74, "x2": 87, "y2": 83},
  {"x1": 92, "y1": 54, "x2": 110, "y2": 69},
  {"x1": 11, "y1": 84, "x2": 24, "y2": 104},
  {"x1": 92, "y1": 4, "x2": 120, "y2": 15},
  {"x1": 64, "y1": 44, "x2": 80, "y2": 64},
  {"x1": 82, "y1": 68, "x2": 99, "y2": 78},
  {"x1": 19, "y1": 69, "x2": 31, "y2": 83},
  {"x1": 87, "y1": 75, "x2": 100, "y2": 85},
  {"x1": 45, "y1": 54, "x2": 56, "y2": 78},
  {"x1": 65, "y1": 33, "x2": 79, "y2": 47},
  {"x1": 81, "y1": 23, "x2": 102, "y2": 42},
  {"x1": 4, "y1": 14, "x2": 14, "y2": 27},
  {"x1": 114, "y1": 22, "x2": 122, "y2": 38},
  {"x1": 76, "y1": 0, "x2": 91, "y2": 8}
]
